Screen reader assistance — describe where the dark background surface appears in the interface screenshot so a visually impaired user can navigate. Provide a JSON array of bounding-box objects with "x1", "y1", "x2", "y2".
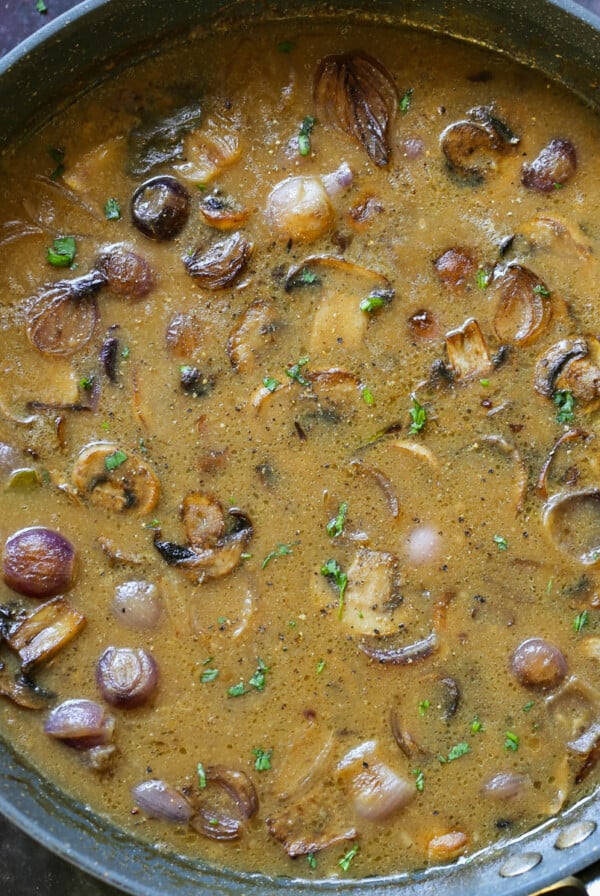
[{"x1": 1, "y1": 1, "x2": 600, "y2": 894}]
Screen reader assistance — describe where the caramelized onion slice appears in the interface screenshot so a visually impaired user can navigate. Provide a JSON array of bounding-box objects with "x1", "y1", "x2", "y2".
[
  {"x1": 543, "y1": 489, "x2": 600, "y2": 565},
  {"x1": 190, "y1": 765, "x2": 258, "y2": 842},
  {"x1": 72, "y1": 442, "x2": 160, "y2": 515},
  {"x1": 5, "y1": 596, "x2": 85, "y2": 671},
  {"x1": 132, "y1": 779, "x2": 195, "y2": 823},
  {"x1": 445, "y1": 317, "x2": 492, "y2": 380},
  {"x1": 314, "y1": 50, "x2": 398, "y2": 166},
  {"x1": 536, "y1": 428, "x2": 587, "y2": 499},
  {"x1": 359, "y1": 630, "x2": 437, "y2": 664},
  {"x1": 493, "y1": 264, "x2": 552, "y2": 345},
  {"x1": 183, "y1": 232, "x2": 253, "y2": 289},
  {"x1": 349, "y1": 459, "x2": 399, "y2": 518}
]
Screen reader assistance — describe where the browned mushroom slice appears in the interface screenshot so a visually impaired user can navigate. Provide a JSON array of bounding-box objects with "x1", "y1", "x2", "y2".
[
  {"x1": 4, "y1": 596, "x2": 85, "y2": 672},
  {"x1": 72, "y1": 442, "x2": 160, "y2": 515},
  {"x1": 533, "y1": 338, "x2": 589, "y2": 397},
  {"x1": 199, "y1": 193, "x2": 250, "y2": 231},
  {"x1": 343, "y1": 548, "x2": 402, "y2": 635},
  {"x1": 266, "y1": 786, "x2": 357, "y2": 857},
  {"x1": 155, "y1": 509, "x2": 253, "y2": 583},
  {"x1": 519, "y1": 215, "x2": 592, "y2": 260},
  {"x1": 227, "y1": 300, "x2": 278, "y2": 372},
  {"x1": 253, "y1": 368, "x2": 364, "y2": 434},
  {"x1": 183, "y1": 232, "x2": 253, "y2": 289},
  {"x1": 433, "y1": 248, "x2": 477, "y2": 288},
  {"x1": 493, "y1": 264, "x2": 552, "y2": 345},
  {"x1": 441, "y1": 105, "x2": 518, "y2": 180},
  {"x1": 181, "y1": 493, "x2": 226, "y2": 549},
  {"x1": 522, "y1": 138, "x2": 577, "y2": 192},
  {"x1": 349, "y1": 460, "x2": 399, "y2": 518},
  {"x1": 445, "y1": 318, "x2": 492, "y2": 381},
  {"x1": 543, "y1": 489, "x2": 600, "y2": 565},
  {"x1": 390, "y1": 707, "x2": 427, "y2": 758},
  {"x1": 314, "y1": 50, "x2": 398, "y2": 166},
  {"x1": 189, "y1": 765, "x2": 258, "y2": 841},
  {"x1": 0, "y1": 662, "x2": 52, "y2": 710},
  {"x1": 27, "y1": 272, "x2": 105, "y2": 356},
  {"x1": 546, "y1": 676, "x2": 600, "y2": 751},
  {"x1": 359, "y1": 630, "x2": 438, "y2": 664},
  {"x1": 554, "y1": 337, "x2": 600, "y2": 407}
]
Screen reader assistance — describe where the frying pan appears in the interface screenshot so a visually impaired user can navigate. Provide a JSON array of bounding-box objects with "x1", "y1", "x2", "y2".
[{"x1": 0, "y1": 1, "x2": 599, "y2": 893}]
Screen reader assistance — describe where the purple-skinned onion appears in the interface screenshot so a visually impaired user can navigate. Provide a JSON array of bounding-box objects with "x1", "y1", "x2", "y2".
[
  {"x1": 96, "y1": 646, "x2": 158, "y2": 707},
  {"x1": 3, "y1": 527, "x2": 77, "y2": 598},
  {"x1": 45, "y1": 698, "x2": 114, "y2": 749},
  {"x1": 132, "y1": 779, "x2": 195, "y2": 823}
]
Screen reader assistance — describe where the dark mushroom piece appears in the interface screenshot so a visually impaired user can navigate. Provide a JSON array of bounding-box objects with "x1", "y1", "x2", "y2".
[
  {"x1": 96, "y1": 244, "x2": 154, "y2": 299},
  {"x1": 4, "y1": 596, "x2": 85, "y2": 671},
  {"x1": 72, "y1": 442, "x2": 160, "y2": 515},
  {"x1": 511, "y1": 638, "x2": 567, "y2": 690},
  {"x1": 0, "y1": 663, "x2": 52, "y2": 710},
  {"x1": 521, "y1": 138, "x2": 577, "y2": 192},
  {"x1": 390, "y1": 706, "x2": 427, "y2": 758},
  {"x1": 100, "y1": 336, "x2": 120, "y2": 382},
  {"x1": 131, "y1": 175, "x2": 190, "y2": 240},
  {"x1": 533, "y1": 338, "x2": 589, "y2": 397},
  {"x1": 96, "y1": 646, "x2": 158, "y2": 707},
  {"x1": 27, "y1": 271, "x2": 105, "y2": 356},
  {"x1": 440, "y1": 107, "x2": 518, "y2": 181},
  {"x1": 314, "y1": 50, "x2": 398, "y2": 166},
  {"x1": 433, "y1": 248, "x2": 477, "y2": 288},
  {"x1": 445, "y1": 318, "x2": 493, "y2": 381},
  {"x1": 3, "y1": 527, "x2": 77, "y2": 599},
  {"x1": 183, "y1": 232, "x2": 253, "y2": 288}
]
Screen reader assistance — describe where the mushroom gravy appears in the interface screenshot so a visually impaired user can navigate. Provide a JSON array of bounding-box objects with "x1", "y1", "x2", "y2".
[{"x1": 1, "y1": 19, "x2": 600, "y2": 880}]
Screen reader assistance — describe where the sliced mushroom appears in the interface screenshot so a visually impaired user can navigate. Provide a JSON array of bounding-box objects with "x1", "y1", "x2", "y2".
[
  {"x1": 252, "y1": 368, "x2": 363, "y2": 433},
  {"x1": 314, "y1": 50, "x2": 398, "y2": 165},
  {"x1": 521, "y1": 138, "x2": 577, "y2": 192},
  {"x1": 440, "y1": 106, "x2": 518, "y2": 180},
  {"x1": 72, "y1": 442, "x2": 160, "y2": 515},
  {"x1": 546, "y1": 676, "x2": 600, "y2": 751},
  {"x1": 445, "y1": 318, "x2": 493, "y2": 381},
  {"x1": 536, "y1": 428, "x2": 587, "y2": 498},
  {"x1": 27, "y1": 272, "x2": 105, "y2": 356},
  {"x1": 4, "y1": 597, "x2": 85, "y2": 672},
  {"x1": 181, "y1": 493, "x2": 226, "y2": 549},
  {"x1": 543, "y1": 489, "x2": 600, "y2": 565},
  {"x1": 554, "y1": 336, "x2": 600, "y2": 407},
  {"x1": 433, "y1": 247, "x2": 477, "y2": 288},
  {"x1": 343, "y1": 548, "x2": 402, "y2": 635},
  {"x1": 493, "y1": 264, "x2": 552, "y2": 345},
  {"x1": 389, "y1": 707, "x2": 427, "y2": 759},
  {"x1": 359, "y1": 630, "x2": 438, "y2": 665},
  {"x1": 533, "y1": 338, "x2": 589, "y2": 397},
  {"x1": 0, "y1": 662, "x2": 52, "y2": 710},
  {"x1": 155, "y1": 508, "x2": 253, "y2": 583},
  {"x1": 199, "y1": 192, "x2": 250, "y2": 231},
  {"x1": 183, "y1": 232, "x2": 253, "y2": 288},
  {"x1": 349, "y1": 460, "x2": 399, "y2": 518},
  {"x1": 227, "y1": 300, "x2": 278, "y2": 372}
]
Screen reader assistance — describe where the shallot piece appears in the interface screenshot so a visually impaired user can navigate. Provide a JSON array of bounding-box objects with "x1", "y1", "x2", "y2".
[
  {"x1": 45, "y1": 698, "x2": 115, "y2": 749},
  {"x1": 97, "y1": 244, "x2": 154, "y2": 299},
  {"x1": 96, "y1": 646, "x2": 158, "y2": 707},
  {"x1": 132, "y1": 779, "x2": 195, "y2": 823},
  {"x1": 521, "y1": 138, "x2": 577, "y2": 192},
  {"x1": 266, "y1": 176, "x2": 334, "y2": 242},
  {"x1": 112, "y1": 580, "x2": 162, "y2": 630},
  {"x1": 3, "y1": 527, "x2": 77, "y2": 599},
  {"x1": 183, "y1": 232, "x2": 253, "y2": 288},
  {"x1": 131, "y1": 175, "x2": 190, "y2": 240},
  {"x1": 190, "y1": 765, "x2": 259, "y2": 842},
  {"x1": 27, "y1": 272, "x2": 105, "y2": 356},
  {"x1": 482, "y1": 771, "x2": 532, "y2": 800},
  {"x1": 511, "y1": 638, "x2": 567, "y2": 690}
]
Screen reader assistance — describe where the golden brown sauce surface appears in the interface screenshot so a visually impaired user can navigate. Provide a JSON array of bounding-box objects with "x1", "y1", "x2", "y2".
[{"x1": 0, "y1": 20, "x2": 600, "y2": 879}]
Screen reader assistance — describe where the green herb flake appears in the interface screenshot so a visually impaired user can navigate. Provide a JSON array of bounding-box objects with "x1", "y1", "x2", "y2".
[
  {"x1": 573, "y1": 610, "x2": 590, "y2": 633},
  {"x1": 79, "y1": 375, "x2": 95, "y2": 391},
  {"x1": 339, "y1": 844, "x2": 359, "y2": 872},
  {"x1": 143, "y1": 519, "x2": 160, "y2": 530},
  {"x1": 307, "y1": 853, "x2": 317, "y2": 870},
  {"x1": 316, "y1": 659, "x2": 326, "y2": 674},
  {"x1": 504, "y1": 730, "x2": 519, "y2": 751},
  {"x1": 447, "y1": 742, "x2": 471, "y2": 762},
  {"x1": 479, "y1": 379, "x2": 490, "y2": 387},
  {"x1": 197, "y1": 762, "x2": 207, "y2": 789},
  {"x1": 418, "y1": 699, "x2": 430, "y2": 717},
  {"x1": 399, "y1": 87, "x2": 414, "y2": 114},
  {"x1": 321, "y1": 558, "x2": 348, "y2": 619},
  {"x1": 104, "y1": 197, "x2": 122, "y2": 220},
  {"x1": 292, "y1": 268, "x2": 321, "y2": 287},
  {"x1": 523, "y1": 701, "x2": 535, "y2": 713},
  {"x1": 553, "y1": 389, "x2": 575, "y2": 424},
  {"x1": 252, "y1": 747, "x2": 273, "y2": 771},
  {"x1": 476, "y1": 268, "x2": 491, "y2": 290},
  {"x1": 493, "y1": 534, "x2": 508, "y2": 551},
  {"x1": 240, "y1": 552, "x2": 253, "y2": 560},
  {"x1": 47, "y1": 236, "x2": 76, "y2": 267},
  {"x1": 104, "y1": 449, "x2": 128, "y2": 472},
  {"x1": 263, "y1": 376, "x2": 280, "y2": 393},
  {"x1": 362, "y1": 386, "x2": 375, "y2": 407},
  {"x1": 277, "y1": 40, "x2": 295, "y2": 53},
  {"x1": 471, "y1": 715, "x2": 484, "y2": 733},
  {"x1": 326, "y1": 501, "x2": 348, "y2": 538},
  {"x1": 286, "y1": 356, "x2": 311, "y2": 386},
  {"x1": 201, "y1": 668, "x2": 219, "y2": 683},
  {"x1": 228, "y1": 681, "x2": 246, "y2": 698},
  {"x1": 288, "y1": 619, "x2": 297, "y2": 628},
  {"x1": 217, "y1": 616, "x2": 228, "y2": 625},
  {"x1": 298, "y1": 115, "x2": 316, "y2": 156},
  {"x1": 36, "y1": 0, "x2": 48, "y2": 13},
  {"x1": 121, "y1": 346, "x2": 130, "y2": 359},
  {"x1": 48, "y1": 146, "x2": 64, "y2": 179},
  {"x1": 533, "y1": 283, "x2": 551, "y2": 297},
  {"x1": 359, "y1": 292, "x2": 386, "y2": 313},
  {"x1": 262, "y1": 542, "x2": 297, "y2": 569},
  {"x1": 408, "y1": 396, "x2": 427, "y2": 435},
  {"x1": 249, "y1": 658, "x2": 269, "y2": 691},
  {"x1": 412, "y1": 768, "x2": 425, "y2": 792}
]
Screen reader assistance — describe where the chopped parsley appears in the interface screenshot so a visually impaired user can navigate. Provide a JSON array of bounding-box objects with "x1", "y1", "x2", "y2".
[
  {"x1": 573, "y1": 610, "x2": 590, "y2": 633},
  {"x1": 316, "y1": 659, "x2": 326, "y2": 674},
  {"x1": 48, "y1": 146, "x2": 64, "y2": 179},
  {"x1": 104, "y1": 197, "x2": 122, "y2": 220},
  {"x1": 533, "y1": 283, "x2": 551, "y2": 297},
  {"x1": 197, "y1": 762, "x2": 207, "y2": 789},
  {"x1": 399, "y1": 87, "x2": 414, "y2": 114},
  {"x1": 262, "y1": 541, "x2": 298, "y2": 569},
  {"x1": 263, "y1": 375, "x2": 280, "y2": 392},
  {"x1": 79, "y1": 375, "x2": 95, "y2": 391},
  {"x1": 326, "y1": 501, "x2": 348, "y2": 538},
  {"x1": 291, "y1": 268, "x2": 321, "y2": 287},
  {"x1": 252, "y1": 747, "x2": 272, "y2": 771},
  {"x1": 523, "y1": 701, "x2": 535, "y2": 713},
  {"x1": 493, "y1": 534, "x2": 508, "y2": 551},
  {"x1": 476, "y1": 268, "x2": 492, "y2": 289},
  {"x1": 143, "y1": 519, "x2": 160, "y2": 530},
  {"x1": 228, "y1": 681, "x2": 246, "y2": 698},
  {"x1": 104, "y1": 449, "x2": 128, "y2": 472},
  {"x1": 36, "y1": 0, "x2": 48, "y2": 13},
  {"x1": 444, "y1": 742, "x2": 471, "y2": 763},
  {"x1": 286, "y1": 356, "x2": 311, "y2": 386},
  {"x1": 408, "y1": 396, "x2": 427, "y2": 434},
  {"x1": 412, "y1": 768, "x2": 425, "y2": 792},
  {"x1": 298, "y1": 115, "x2": 316, "y2": 156},
  {"x1": 418, "y1": 699, "x2": 430, "y2": 716},
  {"x1": 307, "y1": 853, "x2": 317, "y2": 870},
  {"x1": 471, "y1": 715, "x2": 484, "y2": 733},
  {"x1": 362, "y1": 386, "x2": 375, "y2": 406},
  {"x1": 47, "y1": 236, "x2": 76, "y2": 267},
  {"x1": 201, "y1": 668, "x2": 219, "y2": 683},
  {"x1": 249, "y1": 658, "x2": 269, "y2": 691},
  {"x1": 359, "y1": 291, "x2": 387, "y2": 313},
  {"x1": 480, "y1": 378, "x2": 490, "y2": 387},
  {"x1": 504, "y1": 731, "x2": 519, "y2": 751},
  {"x1": 553, "y1": 389, "x2": 575, "y2": 424},
  {"x1": 277, "y1": 40, "x2": 295, "y2": 53},
  {"x1": 339, "y1": 843, "x2": 359, "y2": 872},
  {"x1": 321, "y1": 558, "x2": 348, "y2": 619}
]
